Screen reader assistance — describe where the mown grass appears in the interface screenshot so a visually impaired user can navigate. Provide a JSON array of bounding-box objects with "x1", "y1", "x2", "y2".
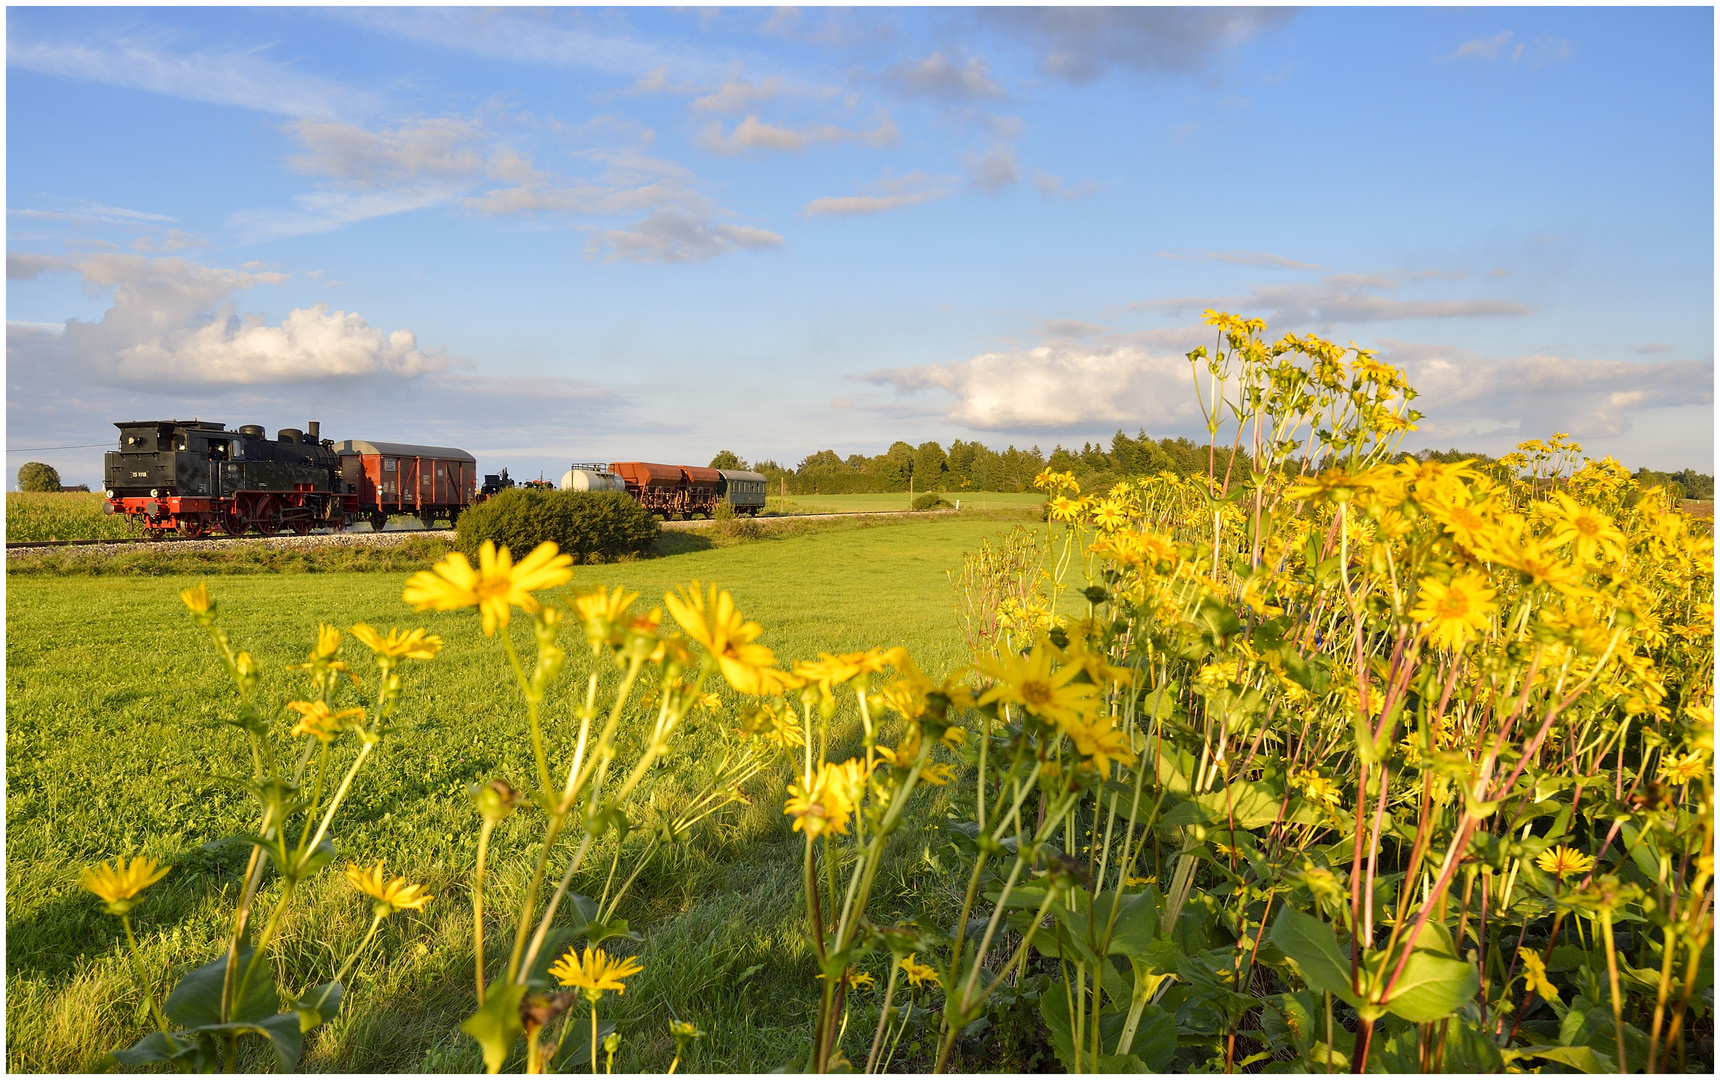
[
  {"x1": 5, "y1": 514, "x2": 1052, "y2": 1072},
  {"x1": 6, "y1": 492, "x2": 142, "y2": 542}
]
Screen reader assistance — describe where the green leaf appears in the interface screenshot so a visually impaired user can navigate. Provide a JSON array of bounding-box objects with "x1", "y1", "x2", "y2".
[
  {"x1": 1505, "y1": 1044, "x2": 1610, "y2": 1073},
  {"x1": 1268, "y1": 907, "x2": 1360, "y2": 1009},
  {"x1": 1038, "y1": 983, "x2": 1079, "y2": 1071},
  {"x1": 108, "y1": 1031, "x2": 195, "y2": 1069},
  {"x1": 293, "y1": 839, "x2": 338, "y2": 880},
  {"x1": 1123, "y1": 1004, "x2": 1177, "y2": 1071},
  {"x1": 580, "y1": 917, "x2": 642, "y2": 949},
  {"x1": 461, "y1": 982, "x2": 527, "y2": 1074},
  {"x1": 554, "y1": 1016, "x2": 617, "y2": 1071},
  {"x1": 1381, "y1": 935, "x2": 1478, "y2": 1023},
  {"x1": 165, "y1": 946, "x2": 280, "y2": 1028},
  {"x1": 291, "y1": 980, "x2": 343, "y2": 1033}
]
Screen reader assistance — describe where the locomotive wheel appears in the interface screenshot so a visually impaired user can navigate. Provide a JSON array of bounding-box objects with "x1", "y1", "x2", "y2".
[
  {"x1": 253, "y1": 499, "x2": 283, "y2": 534},
  {"x1": 290, "y1": 516, "x2": 313, "y2": 536},
  {"x1": 221, "y1": 511, "x2": 247, "y2": 536},
  {"x1": 177, "y1": 518, "x2": 206, "y2": 538}
]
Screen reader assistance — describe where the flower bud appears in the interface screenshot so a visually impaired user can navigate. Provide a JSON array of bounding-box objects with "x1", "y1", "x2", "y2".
[
  {"x1": 233, "y1": 651, "x2": 259, "y2": 696},
  {"x1": 473, "y1": 779, "x2": 523, "y2": 826}
]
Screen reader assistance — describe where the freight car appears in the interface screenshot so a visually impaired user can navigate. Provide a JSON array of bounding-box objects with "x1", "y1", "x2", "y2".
[
  {"x1": 334, "y1": 440, "x2": 477, "y2": 531},
  {"x1": 564, "y1": 461, "x2": 765, "y2": 517},
  {"x1": 104, "y1": 419, "x2": 357, "y2": 536}
]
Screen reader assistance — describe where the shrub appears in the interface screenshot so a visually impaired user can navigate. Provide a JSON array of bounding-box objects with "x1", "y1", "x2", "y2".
[
  {"x1": 18, "y1": 461, "x2": 62, "y2": 492},
  {"x1": 911, "y1": 492, "x2": 953, "y2": 511},
  {"x1": 454, "y1": 488, "x2": 659, "y2": 563}
]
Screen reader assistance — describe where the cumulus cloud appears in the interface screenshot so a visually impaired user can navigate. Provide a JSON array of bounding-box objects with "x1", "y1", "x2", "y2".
[
  {"x1": 694, "y1": 112, "x2": 898, "y2": 156},
  {"x1": 584, "y1": 210, "x2": 783, "y2": 264},
  {"x1": 871, "y1": 51, "x2": 1007, "y2": 101},
  {"x1": 866, "y1": 340, "x2": 1199, "y2": 431},
  {"x1": 803, "y1": 171, "x2": 959, "y2": 218},
  {"x1": 1381, "y1": 340, "x2": 1711, "y2": 440},
  {"x1": 691, "y1": 76, "x2": 791, "y2": 114},
  {"x1": 6, "y1": 253, "x2": 444, "y2": 387},
  {"x1": 980, "y1": 7, "x2": 1295, "y2": 83}
]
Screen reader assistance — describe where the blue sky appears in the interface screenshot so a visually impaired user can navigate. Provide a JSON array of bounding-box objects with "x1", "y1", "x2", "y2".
[{"x1": 7, "y1": 6, "x2": 1713, "y2": 487}]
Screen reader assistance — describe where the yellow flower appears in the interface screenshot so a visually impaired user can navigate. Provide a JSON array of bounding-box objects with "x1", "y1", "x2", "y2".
[
  {"x1": 344, "y1": 860, "x2": 433, "y2": 916},
  {"x1": 794, "y1": 652, "x2": 867, "y2": 691},
  {"x1": 919, "y1": 763, "x2": 958, "y2": 786},
  {"x1": 1047, "y1": 495, "x2": 1083, "y2": 523},
  {"x1": 1064, "y1": 717, "x2": 1134, "y2": 775},
  {"x1": 738, "y1": 703, "x2": 804, "y2": 751},
  {"x1": 1410, "y1": 571, "x2": 1498, "y2": 652},
  {"x1": 1291, "y1": 770, "x2": 1343, "y2": 809},
  {"x1": 180, "y1": 583, "x2": 218, "y2": 625},
  {"x1": 549, "y1": 946, "x2": 644, "y2": 1003},
  {"x1": 1091, "y1": 499, "x2": 1128, "y2": 531},
  {"x1": 1520, "y1": 950, "x2": 1559, "y2": 1004},
  {"x1": 287, "y1": 700, "x2": 365, "y2": 743},
  {"x1": 665, "y1": 582, "x2": 780, "y2": 695},
  {"x1": 1538, "y1": 492, "x2": 1629, "y2": 566},
  {"x1": 349, "y1": 623, "x2": 443, "y2": 661},
  {"x1": 696, "y1": 692, "x2": 724, "y2": 714},
  {"x1": 1422, "y1": 496, "x2": 1500, "y2": 555},
  {"x1": 975, "y1": 642, "x2": 1100, "y2": 729},
  {"x1": 311, "y1": 623, "x2": 341, "y2": 659},
  {"x1": 1659, "y1": 752, "x2": 1708, "y2": 786},
  {"x1": 1535, "y1": 845, "x2": 1596, "y2": 881},
  {"x1": 849, "y1": 969, "x2": 876, "y2": 990},
  {"x1": 784, "y1": 759, "x2": 865, "y2": 839},
  {"x1": 572, "y1": 585, "x2": 639, "y2": 647},
  {"x1": 1196, "y1": 662, "x2": 1236, "y2": 689},
  {"x1": 402, "y1": 540, "x2": 574, "y2": 636},
  {"x1": 80, "y1": 856, "x2": 170, "y2": 915},
  {"x1": 899, "y1": 953, "x2": 940, "y2": 989}
]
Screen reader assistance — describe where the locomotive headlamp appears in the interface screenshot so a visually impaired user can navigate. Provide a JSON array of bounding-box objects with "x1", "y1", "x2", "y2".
[
  {"x1": 104, "y1": 489, "x2": 115, "y2": 499},
  {"x1": 150, "y1": 488, "x2": 160, "y2": 497}
]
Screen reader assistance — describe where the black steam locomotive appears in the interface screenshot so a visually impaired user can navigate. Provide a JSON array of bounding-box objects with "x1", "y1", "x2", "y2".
[{"x1": 104, "y1": 419, "x2": 356, "y2": 536}]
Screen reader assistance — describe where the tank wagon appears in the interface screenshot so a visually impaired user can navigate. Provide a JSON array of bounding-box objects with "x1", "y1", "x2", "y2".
[
  {"x1": 562, "y1": 462, "x2": 766, "y2": 517},
  {"x1": 104, "y1": 419, "x2": 356, "y2": 536},
  {"x1": 334, "y1": 440, "x2": 477, "y2": 530}
]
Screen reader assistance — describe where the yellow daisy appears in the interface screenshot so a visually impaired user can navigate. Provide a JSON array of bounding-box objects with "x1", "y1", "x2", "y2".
[{"x1": 402, "y1": 540, "x2": 574, "y2": 636}]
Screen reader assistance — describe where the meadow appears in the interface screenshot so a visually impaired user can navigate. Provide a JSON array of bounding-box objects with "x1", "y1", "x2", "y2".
[
  {"x1": 6, "y1": 491, "x2": 143, "y2": 542},
  {"x1": 761, "y1": 491, "x2": 1043, "y2": 516},
  {"x1": 5, "y1": 512, "x2": 1046, "y2": 1073}
]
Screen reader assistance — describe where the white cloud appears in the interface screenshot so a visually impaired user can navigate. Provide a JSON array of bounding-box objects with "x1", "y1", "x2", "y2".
[
  {"x1": 1635, "y1": 343, "x2": 1673, "y2": 355},
  {"x1": 1141, "y1": 274, "x2": 1532, "y2": 325},
  {"x1": 1441, "y1": 30, "x2": 1575, "y2": 67},
  {"x1": 7, "y1": 32, "x2": 374, "y2": 120},
  {"x1": 804, "y1": 172, "x2": 959, "y2": 218},
  {"x1": 968, "y1": 145, "x2": 1019, "y2": 191},
  {"x1": 694, "y1": 113, "x2": 898, "y2": 156},
  {"x1": 584, "y1": 211, "x2": 783, "y2": 264},
  {"x1": 1381, "y1": 340, "x2": 1712, "y2": 440},
  {"x1": 1443, "y1": 30, "x2": 1515, "y2": 62},
  {"x1": 6, "y1": 254, "x2": 444, "y2": 387},
  {"x1": 871, "y1": 51, "x2": 1006, "y2": 101},
  {"x1": 691, "y1": 76, "x2": 791, "y2": 114},
  {"x1": 1154, "y1": 249, "x2": 1326, "y2": 271},
  {"x1": 1033, "y1": 173, "x2": 1101, "y2": 201},
  {"x1": 980, "y1": 8, "x2": 1295, "y2": 83},
  {"x1": 866, "y1": 340, "x2": 1198, "y2": 431}
]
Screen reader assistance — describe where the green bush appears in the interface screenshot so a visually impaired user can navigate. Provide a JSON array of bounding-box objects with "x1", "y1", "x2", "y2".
[
  {"x1": 912, "y1": 493, "x2": 953, "y2": 511},
  {"x1": 455, "y1": 488, "x2": 660, "y2": 563},
  {"x1": 17, "y1": 461, "x2": 62, "y2": 492}
]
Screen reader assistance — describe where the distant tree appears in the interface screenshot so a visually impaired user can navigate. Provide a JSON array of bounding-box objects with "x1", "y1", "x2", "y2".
[
  {"x1": 17, "y1": 462, "x2": 61, "y2": 492},
  {"x1": 709, "y1": 450, "x2": 748, "y2": 470},
  {"x1": 798, "y1": 449, "x2": 845, "y2": 472},
  {"x1": 913, "y1": 441, "x2": 949, "y2": 487}
]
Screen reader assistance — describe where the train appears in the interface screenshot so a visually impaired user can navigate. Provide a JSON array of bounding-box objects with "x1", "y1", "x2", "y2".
[{"x1": 102, "y1": 418, "x2": 767, "y2": 536}]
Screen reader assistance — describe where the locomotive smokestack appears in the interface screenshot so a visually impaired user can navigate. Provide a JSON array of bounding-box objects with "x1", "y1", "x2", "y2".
[{"x1": 308, "y1": 421, "x2": 320, "y2": 440}]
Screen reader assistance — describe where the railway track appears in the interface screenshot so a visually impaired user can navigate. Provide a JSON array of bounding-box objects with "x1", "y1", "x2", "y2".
[
  {"x1": 7, "y1": 527, "x2": 455, "y2": 550},
  {"x1": 5, "y1": 508, "x2": 962, "y2": 551}
]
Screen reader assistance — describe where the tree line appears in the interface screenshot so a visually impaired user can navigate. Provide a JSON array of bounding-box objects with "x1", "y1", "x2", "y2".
[{"x1": 707, "y1": 431, "x2": 1716, "y2": 500}]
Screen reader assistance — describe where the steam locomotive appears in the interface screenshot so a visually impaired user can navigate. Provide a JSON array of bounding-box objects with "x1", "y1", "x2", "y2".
[{"x1": 103, "y1": 418, "x2": 766, "y2": 536}]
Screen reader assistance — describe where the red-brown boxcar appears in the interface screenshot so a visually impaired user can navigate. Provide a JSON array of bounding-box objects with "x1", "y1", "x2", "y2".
[{"x1": 334, "y1": 439, "x2": 477, "y2": 530}]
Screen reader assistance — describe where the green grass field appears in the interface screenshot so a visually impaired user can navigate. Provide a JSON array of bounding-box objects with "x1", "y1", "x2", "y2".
[{"x1": 5, "y1": 514, "x2": 1052, "y2": 1072}]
